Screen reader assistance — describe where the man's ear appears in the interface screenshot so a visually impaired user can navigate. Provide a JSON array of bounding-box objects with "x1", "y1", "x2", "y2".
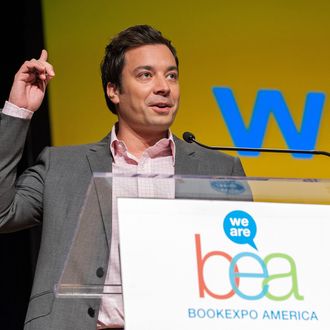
[{"x1": 106, "y1": 82, "x2": 120, "y2": 104}]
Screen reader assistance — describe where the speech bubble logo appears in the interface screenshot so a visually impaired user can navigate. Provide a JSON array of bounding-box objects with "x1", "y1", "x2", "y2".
[
  {"x1": 210, "y1": 180, "x2": 246, "y2": 195},
  {"x1": 223, "y1": 210, "x2": 258, "y2": 250}
]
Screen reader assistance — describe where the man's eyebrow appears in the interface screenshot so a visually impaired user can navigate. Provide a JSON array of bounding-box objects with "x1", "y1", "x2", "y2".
[
  {"x1": 167, "y1": 65, "x2": 178, "y2": 71},
  {"x1": 167, "y1": 65, "x2": 179, "y2": 71},
  {"x1": 133, "y1": 65, "x2": 178, "y2": 73},
  {"x1": 133, "y1": 65, "x2": 153, "y2": 72}
]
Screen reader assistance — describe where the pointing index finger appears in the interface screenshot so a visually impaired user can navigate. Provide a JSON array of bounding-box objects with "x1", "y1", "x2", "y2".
[
  {"x1": 39, "y1": 49, "x2": 48, "y2": 62},
  {"x1": 38, "y1": 49, "x2": 55, "y2": 78}
]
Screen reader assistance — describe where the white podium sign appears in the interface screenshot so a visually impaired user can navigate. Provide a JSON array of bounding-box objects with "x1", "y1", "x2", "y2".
[{"x1": 118, "y1": 198, "x2": 330, "y2": 330}]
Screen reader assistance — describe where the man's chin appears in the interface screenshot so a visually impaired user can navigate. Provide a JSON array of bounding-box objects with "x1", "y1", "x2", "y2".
[
  {"x1": 140, "y1": 120, "x2": 173, "y2": 137},
  {"x1": 148, "y1": 116, "x2": 176, "y2": 130}
]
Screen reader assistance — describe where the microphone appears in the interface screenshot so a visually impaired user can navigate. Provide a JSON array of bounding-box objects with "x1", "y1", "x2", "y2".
[{"x1": 182, "y1": 131, "x2": 330, "y2": 157}]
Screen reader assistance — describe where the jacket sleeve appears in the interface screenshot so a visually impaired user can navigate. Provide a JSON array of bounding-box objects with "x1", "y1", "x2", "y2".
[{"x1": 0, "y1": 112, "x2": 45, "y2": 233}]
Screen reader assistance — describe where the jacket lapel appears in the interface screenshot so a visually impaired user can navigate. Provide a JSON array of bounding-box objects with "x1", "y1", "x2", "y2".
[
  {"x1": 174, "y1": 136, "x2": 200, "y2": 175},
  {"x1": 86, "y1": 135, "x2": 113, "y2": 247}
]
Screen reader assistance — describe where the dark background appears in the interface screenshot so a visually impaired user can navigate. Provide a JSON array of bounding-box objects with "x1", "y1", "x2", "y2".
[{"x1": 0, "y1": 1, "x2": 51, "y2": 329}]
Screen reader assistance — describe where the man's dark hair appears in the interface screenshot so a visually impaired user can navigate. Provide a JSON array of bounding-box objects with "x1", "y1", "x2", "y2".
[{"x1": 100, "y1": 24, "x2": 179, "y2": 114}]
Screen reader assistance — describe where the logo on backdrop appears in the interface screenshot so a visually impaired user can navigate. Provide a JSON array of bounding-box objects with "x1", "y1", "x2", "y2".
[
  {"x1": 212, "y1": 87, "x2": 326, "y2": 159},
  {"x1": 195, "y1": 210, "x2": 303, "y2": 301}
]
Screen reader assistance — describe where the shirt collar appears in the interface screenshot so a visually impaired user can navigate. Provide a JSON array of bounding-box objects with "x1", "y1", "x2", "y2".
[{"x1": 110, "y1": 124, "x2": 176, "y2": 165}]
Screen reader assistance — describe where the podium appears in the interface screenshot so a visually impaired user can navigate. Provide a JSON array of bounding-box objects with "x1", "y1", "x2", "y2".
[{"x1": 54, "y1": 173, "x2": 330, "y2": 330}]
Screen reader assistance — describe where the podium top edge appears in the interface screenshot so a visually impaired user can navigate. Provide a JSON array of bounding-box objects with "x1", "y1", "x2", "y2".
[{"x1": 92, "y1": 172, "x2": 330, "y2": 183}]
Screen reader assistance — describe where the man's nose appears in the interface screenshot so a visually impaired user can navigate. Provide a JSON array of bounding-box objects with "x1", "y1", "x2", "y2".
[{"x1": 153, "y1": 75, "x2": 170, "y2": 95}]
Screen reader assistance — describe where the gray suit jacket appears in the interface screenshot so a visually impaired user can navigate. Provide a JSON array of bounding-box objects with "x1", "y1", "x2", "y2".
[{"x1": 0, "y1": 112, "x2": 246, "y2": 330}]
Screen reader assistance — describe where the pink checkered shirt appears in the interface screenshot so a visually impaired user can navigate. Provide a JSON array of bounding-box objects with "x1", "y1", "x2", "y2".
[{"x1": 97, "y1": 125, "x2": 175, "y2": 328}]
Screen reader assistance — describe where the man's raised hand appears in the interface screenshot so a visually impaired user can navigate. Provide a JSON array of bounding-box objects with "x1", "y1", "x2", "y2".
[{"x1": 8, "y1": 49, "x2": 55, "y2": 112}]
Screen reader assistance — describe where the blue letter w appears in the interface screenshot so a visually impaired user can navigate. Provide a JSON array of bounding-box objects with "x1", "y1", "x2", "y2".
[{"x1": 212, "y1": 87, "x2": 326, "y2": 158}]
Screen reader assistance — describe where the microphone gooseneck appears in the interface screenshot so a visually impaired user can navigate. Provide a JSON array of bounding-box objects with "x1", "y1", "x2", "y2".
[{"x1": 182, "y1": 131, "x2": 330, "y2": 157}]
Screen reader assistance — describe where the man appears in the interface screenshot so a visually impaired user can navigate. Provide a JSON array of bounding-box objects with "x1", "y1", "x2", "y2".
[{"x1": 0, "y1": 25, "x2": 246, "y2": 329}]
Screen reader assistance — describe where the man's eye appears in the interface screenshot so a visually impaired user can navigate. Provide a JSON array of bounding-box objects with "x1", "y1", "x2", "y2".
[
  {"x1": 138, "y1": 72, "x2": 152, "y2": 79},
  {"x1": 167, "y1": 72, "x2": 178, "y2": 80}
]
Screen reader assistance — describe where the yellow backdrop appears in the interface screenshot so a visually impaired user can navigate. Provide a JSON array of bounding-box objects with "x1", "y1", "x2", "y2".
[{"x1": 42, "y1": 0, "x2": 330, "y2": 178}]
